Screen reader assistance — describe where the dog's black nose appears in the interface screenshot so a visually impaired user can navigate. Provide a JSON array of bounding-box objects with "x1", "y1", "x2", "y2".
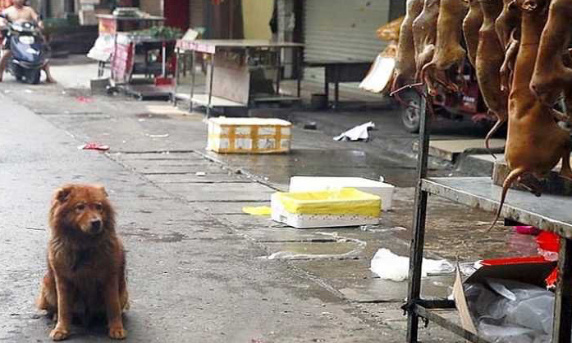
[{"x1": 90, "y1": 219, "x2": 102, "y2": 233}]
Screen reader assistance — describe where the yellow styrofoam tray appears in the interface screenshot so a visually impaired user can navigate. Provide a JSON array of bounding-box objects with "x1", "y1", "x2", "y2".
[{"x1": 274, "y1": 188, "x2": 381, "y2": 217}]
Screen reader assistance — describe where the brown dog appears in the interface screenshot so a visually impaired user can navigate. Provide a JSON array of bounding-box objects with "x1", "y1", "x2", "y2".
[{"x1": 37, "y1": 184, "x2": 128, "y2": 341}]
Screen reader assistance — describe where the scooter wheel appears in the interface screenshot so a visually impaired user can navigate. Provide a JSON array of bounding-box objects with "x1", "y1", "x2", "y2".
[{"x1": 24, "y1": 69, "x2": 41, "y2": 85}]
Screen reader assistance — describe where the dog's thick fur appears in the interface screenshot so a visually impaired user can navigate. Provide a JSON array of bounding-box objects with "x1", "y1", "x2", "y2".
[{"x1": 37, "y1": 184, "x2": 128, "y2": 341}]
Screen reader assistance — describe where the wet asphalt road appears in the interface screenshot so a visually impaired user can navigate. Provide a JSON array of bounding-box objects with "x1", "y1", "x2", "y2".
[{"x1": 0, "y1": 94, "x2": 400, "y2": 342}]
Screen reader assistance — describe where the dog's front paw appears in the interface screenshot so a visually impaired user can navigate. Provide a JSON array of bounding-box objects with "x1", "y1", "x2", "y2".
[
  {"x1": 109, "y1": 326, "x2": 127, "y2": 340},
  {"x1": 49, "y1": 327, "x2": 70, "y2": 341}
]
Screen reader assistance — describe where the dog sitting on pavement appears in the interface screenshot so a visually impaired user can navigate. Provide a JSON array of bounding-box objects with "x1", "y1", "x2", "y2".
[{"x1": 37, "y1": 184, "x2": 129, "y2": 341}]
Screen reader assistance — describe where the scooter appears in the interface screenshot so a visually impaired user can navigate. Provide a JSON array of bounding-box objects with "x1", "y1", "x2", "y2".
[{"x1": 0, "y1": 15, "x2": 48, "y2": 84}]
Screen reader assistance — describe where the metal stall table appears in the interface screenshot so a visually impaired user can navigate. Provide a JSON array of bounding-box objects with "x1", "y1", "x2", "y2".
[
  {"x1": 173, "y1": 40, "x2": 304, "y2": 116},
  {"x1": 405, "y1": 91, "x2": 572, "y2": 343},
  {"x1": 92, "y1": 14, "x2": 165, "y2": 79},
  {"x1": 112, "y1": 33, "x2": 176, "y2": 100},
  {"x1": 304, "y1": 61, "x2": 372, "y2": 109}
]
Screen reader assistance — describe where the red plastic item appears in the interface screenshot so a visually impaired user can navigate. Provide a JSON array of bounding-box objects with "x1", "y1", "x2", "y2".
[
  {"x1": 514, "y1": 226, "x2": 541, "y2": 235},
  {"x1": 481, "y1": 255, "x2": 549, "y2": 266},
  {"x1": 537, "y1": 231, "x2": 560, "y2": 252},
  {"x1": 76, "y1": 96, "x2": 94, "y2": 103},
  {"x1": 154, "y1": 77, "x2": 173, "y2": 86},
  {"x1": 546, "y1": 267, "x2": 558, "y2": 289},
  {"x1": 81, "y1": 143, "x2": 110, "y2": 151}
]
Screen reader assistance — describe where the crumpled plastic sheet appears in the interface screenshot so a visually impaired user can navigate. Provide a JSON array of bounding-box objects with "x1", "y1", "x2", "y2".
[
  {"x1": 369, "y1": 248, "x2": 454, "y2": 282},
  {"x1": 465, "y1": 279, "x2": 554, "y2": 343},
  {"x1": 333, "y1": 122, "x2": 375, "y2": 141}
]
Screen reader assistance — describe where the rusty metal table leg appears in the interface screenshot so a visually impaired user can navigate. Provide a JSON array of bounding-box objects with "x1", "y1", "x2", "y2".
[
  {"x1": 406, "y1": 91, "x2": 430, "y2": 343},
  {"x1": 553, "y1": 237, "x2": 572, "y2": 343}
]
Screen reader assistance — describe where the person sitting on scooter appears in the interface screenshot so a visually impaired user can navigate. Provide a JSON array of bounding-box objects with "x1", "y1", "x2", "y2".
[{"x1": 0, "y1": 0, "x2": 55, "y2": 83}]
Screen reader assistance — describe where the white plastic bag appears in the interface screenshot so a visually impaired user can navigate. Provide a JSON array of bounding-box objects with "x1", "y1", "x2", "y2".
[
  {"x1": 466, "y1": 278, "x2": 555, "y2": 343},
  {"x1": 369, "y1": 248, "x2": 453, "y2": 282}
]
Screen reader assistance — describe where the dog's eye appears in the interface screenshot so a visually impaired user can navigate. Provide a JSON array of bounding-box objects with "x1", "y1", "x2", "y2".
[
  {"x1": 76, "y1": 204, "x2": 86, "y2": 211},
  {"x1": 95, "y1": 203, "x2": 103, "y2": 211}
]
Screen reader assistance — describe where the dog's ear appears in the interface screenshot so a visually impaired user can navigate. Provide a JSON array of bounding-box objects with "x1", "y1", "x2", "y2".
[
  {"x1": 97, "y1": 185, "x2": 108, "y2": 197},
  {"x1": 55, "y1": 185, "x2": 73, "y2": 203}
]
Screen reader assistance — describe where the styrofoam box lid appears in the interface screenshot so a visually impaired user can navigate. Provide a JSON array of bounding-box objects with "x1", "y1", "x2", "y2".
[
  {"x1": 289, "y1": 177, "x2": 395, "y2": 191},
  {"x1": 209, "y1": 117, "x2": 292, "y2": 126}
]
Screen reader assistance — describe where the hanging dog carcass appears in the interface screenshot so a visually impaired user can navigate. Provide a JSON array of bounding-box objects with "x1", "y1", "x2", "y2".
[
  {"x1": 412, "y1": 0, "x2": 440, "y2": 80},
  {"x1": 530, "y1": 0, "x2": 572, "y2": 119},
  {"x1": 495, "y1": 0, "x2": 521, "y2": 49},
  {"x1": 475, "y1": 0, "x2": 507, "y2": 155},
  {"x1": 463, "y1": 0, "x2": 484, "y2": 67},
  {"x1": 392, "y1": 0, "x2": 424, "y2": 93},
  {"x1": 420, "y1": 0, "x2": 469, "y2": 96},
  {"x1": 489, "y1": 0, "x2": 572, "y2": 230}
]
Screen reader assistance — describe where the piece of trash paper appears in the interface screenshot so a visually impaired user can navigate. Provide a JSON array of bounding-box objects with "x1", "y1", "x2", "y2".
[
  {"x1": 370, "y1": 248, "x2": 453, "y2": 282},
  {"x1": 78, "y1": 143, "x2": 110, "y2": 151},
  {"x1": 243, "y1": 206, "x2": 272, "y2": 216},
  {"x1": 147, "y1": 133, "x2": 170, "y2": 138},
  {"x1": 334, "y1": 121, "x2": 375, "y2": 141}
]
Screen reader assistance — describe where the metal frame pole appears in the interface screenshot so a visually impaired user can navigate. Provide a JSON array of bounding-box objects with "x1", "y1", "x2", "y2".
[
  {"x1": 334, "y1": 65, "x2": 340, "y2": 110},
  {"x1": 207, "y1": 51, "x2": 215, "y2": 117},
  {"x1": 297, "y1": 47, "x2": 302, "y2": 98},
  {"x1": 406, "y1": 91, "x2": 430, "y2": 343},
  {"x1": 190, "y1": 51, "x2": 196, "y2": 113},
  {"x1": 324, "y1": 66, "x2": 329, "y2": 105},
  {"x1": 276, "y1": 47, "x2": 282, "y2": 96},
  {"x1": 553, "y1": 237, "x2": 572, "y2": 343},
  {"x1": 173, "y1": 49, "x2": 180, "y2": 106}
]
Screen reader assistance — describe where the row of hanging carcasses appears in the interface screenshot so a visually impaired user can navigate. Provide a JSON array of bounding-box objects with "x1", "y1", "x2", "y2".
[{"x1": 391, "y1": 0, "x2": 572, "y2": 227}]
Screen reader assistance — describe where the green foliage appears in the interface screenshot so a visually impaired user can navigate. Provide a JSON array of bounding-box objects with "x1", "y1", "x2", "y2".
[{"x1": 130, "y1": 26, "x2": 183, "y2": 40}]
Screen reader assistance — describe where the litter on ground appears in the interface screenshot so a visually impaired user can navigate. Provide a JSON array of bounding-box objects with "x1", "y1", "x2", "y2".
[
  {"x1": 78, "y1": 143, "x2": 110, "y2": 151},
  {"x1": 334, "y1": 122, "x2": 375, "y2": 142},
  {"x1": 242, "y1": 206, "x2": 272, "y2": 216},
  {"x1": 370, "y1": 248, "x2": 453, "y2": 282}
]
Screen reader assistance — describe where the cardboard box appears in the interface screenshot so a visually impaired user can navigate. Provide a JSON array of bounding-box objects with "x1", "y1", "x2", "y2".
[
  {"x1": 289, "y1": 176, "x2": 395, "y2": 211},
  {"x1": 271, "y1": 188, "x2": 381, "y2": 229},
  {"x1": 207, "y1": 117, "x2": 291, "y2": 154},
  {"x1": 454, "y1": 257, "x2": 556, "y2": 335}
]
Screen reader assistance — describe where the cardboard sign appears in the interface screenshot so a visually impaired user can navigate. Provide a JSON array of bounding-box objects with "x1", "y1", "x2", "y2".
[
  {"x1": 98, "y1": 17, "x2": 117, "y2": 34},
  {"x1": 111, "y1": 39, "x2": 134, "y2": 83}
]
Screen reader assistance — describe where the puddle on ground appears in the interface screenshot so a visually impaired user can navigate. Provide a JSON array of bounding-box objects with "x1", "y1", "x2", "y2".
[
  {"x1": 214, "y1": 149, "x2": 417, "y2": 188},
  {"x1": 135, "y1": 113, "x2": 172, "y2": 120},
  {"x1": 262, "y1": 237, "x2": 366, "y2": 261},
  {"x1": 122, "y1": 228, "x2": 187, "y2": 243}
]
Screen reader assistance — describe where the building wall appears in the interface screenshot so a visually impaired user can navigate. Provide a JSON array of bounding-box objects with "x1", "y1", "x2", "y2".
[
  {"x1": 140, "y1": 0, "x2": 162, "y2": 16},
  {"x1": 189, "y1": 0, "x2": 204, "y2": 28},
  {"x1": 50, "y1": 0, "x2": 66, "y2": 18},
  {"x1": 241, "y1": 0, "x2": 272, "y2": 40}
]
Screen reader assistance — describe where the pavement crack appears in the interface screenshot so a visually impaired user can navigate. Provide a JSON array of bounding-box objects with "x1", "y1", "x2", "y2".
[{"x1": 24, "y1": 227, "x2": 45, "y2": 231}]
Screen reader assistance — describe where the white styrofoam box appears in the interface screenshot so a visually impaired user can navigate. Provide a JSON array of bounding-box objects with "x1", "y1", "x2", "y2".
[
  {"x1": 207, "y1": 117, "x2": 292, "y2": 154},
  {"x1": 271, "y1": 189, "x2": 381, "y2": 229},
  {"x1": 289, "y1": 176, "x2": 395, "y2": 211}
]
